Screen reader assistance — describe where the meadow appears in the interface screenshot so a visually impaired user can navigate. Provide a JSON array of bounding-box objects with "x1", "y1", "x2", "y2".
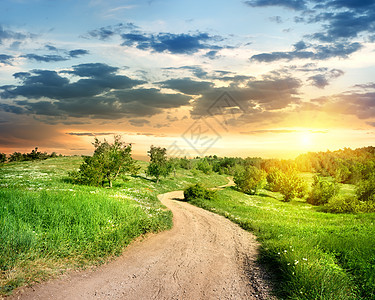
[
  {"x1": 189, "y1": 184, "x2": 375, "y2": 299},
  {"x1": 2, "y1": 155, "x2": 375, "y2": 299},
  {"x1": 0, "y1": 156, "x2": 227, "y2": 295}
]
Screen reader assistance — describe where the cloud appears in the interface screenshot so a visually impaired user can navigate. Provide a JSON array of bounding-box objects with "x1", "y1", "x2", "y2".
[
  {"x1": 159, "y1": 78, "x2": 214, "y2": 95},
  {"x1": 251, "y1": 41, "x2": 362, "y2": 62},
  {"x1": 68, "y1": 49, "x2": 90, "y2": 58},
  {"x1": 0, "y1": 54, "x2": 14, "y2": 65},
  {"x1": 21, "y1": 54, "x2": 68, "y2": 62},
  {"x1": 1, "y1": 63, "x2": 144, "y2": 100},
  {"x1": 0, "y1": 63, "x2": 191, "y2": 122},
  {"x1": 85, "y1": 23, "x2": 138, "y2": 40},
  {"x1": 20, "y1": 49, "x2": 90, "y2": 62},
  {"x1": 129, "y1": 119, "x2": 150, "y2": 127},
  {"x1": 66, "y1": 132, "x2": 115, "y2": 136},
  {"x1": 304, "y1": 84, "x2": 375, "y2": 120},
  {"x1": 308, "y1": 69, "x2": 344, "y2": 88},
  {"x1": 0, "y1": 25, "x2": 32, "y2": 44},
  {"x1": 244, "y1": 0, "x2": 307, "y2": 10},
  {"x1": 190, "y1": 76, "x2": 301, "y2": 118},
  {"x1": 121, "y1": 31, "x2": 222, "y2": 54},
  {"x1": 163, "y1": 65, "x2": 208, "y2": 79},
  {"x1": 240, "y1": 129, "x2": 298, "y2": 134},
  {"x1": 269, "y1": 16, "x2": 283, "y2": 23}
]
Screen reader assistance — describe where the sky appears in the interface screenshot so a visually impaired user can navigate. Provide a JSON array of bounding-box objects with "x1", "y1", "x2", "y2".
[{"x1": 1, "y1": 0, "x2": 375, "y2": 159}]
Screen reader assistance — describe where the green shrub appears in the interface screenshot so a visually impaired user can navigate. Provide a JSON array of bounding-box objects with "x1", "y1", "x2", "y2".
[
  {"x1": 183, "y1": 183, "x2": 215, "y2": 201},
  {"x1": 325, "y1": 195, "x2": 375, "y2": 213},
  {"x1": 307, "y1": 176, "x2": 338, "y2": 205}
]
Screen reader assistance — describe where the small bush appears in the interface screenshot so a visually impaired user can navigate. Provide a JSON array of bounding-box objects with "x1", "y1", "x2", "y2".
[
  {"x1": 325, "y1": 195, "x2": 375, "y2": 213},
  {"x1": 183, "y1": 183, "x2": 215, "y2": 201}
]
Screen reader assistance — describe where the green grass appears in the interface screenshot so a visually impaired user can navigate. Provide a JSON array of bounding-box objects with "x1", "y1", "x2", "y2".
[
  {"x1": 0, "y1": 157, "x2": 227, "y2": 295},
  {"x1": 189, "y1": 187, "x2": 375, "y2": 299}
]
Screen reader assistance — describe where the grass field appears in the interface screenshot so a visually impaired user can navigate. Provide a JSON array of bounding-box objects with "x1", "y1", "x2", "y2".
[
  {"x1": 0, "y1": 157, "x2": 227, "y2": 295},
  {"x1": 190, "y1": 186, "x2": 375, "y2": 299}
]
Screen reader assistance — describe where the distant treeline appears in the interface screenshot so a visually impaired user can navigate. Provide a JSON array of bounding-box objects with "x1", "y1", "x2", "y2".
[
  {"x1": 178, "y1": 146, "x2": 375, "y2": 184},
  {"x1": 0, "y1": 147, "x2": 61, "y2": 163}
]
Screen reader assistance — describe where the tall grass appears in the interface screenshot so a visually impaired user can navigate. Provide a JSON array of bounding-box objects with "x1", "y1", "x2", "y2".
[
  {"x1": 190, "y1": 187, "x2": 375, "y2": 299},
  {"x1": 0, "y1": 157, "x2": 227, "y2": 295}
]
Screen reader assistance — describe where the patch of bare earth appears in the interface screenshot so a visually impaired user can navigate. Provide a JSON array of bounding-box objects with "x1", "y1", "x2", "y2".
[{"x1": 9, "y1": 189, "x2": 274, "y2": 300}]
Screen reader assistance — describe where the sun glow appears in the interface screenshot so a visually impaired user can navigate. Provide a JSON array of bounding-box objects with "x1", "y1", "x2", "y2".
[{"x1": 300, "y1": 132, "x2": 313, "y2": 148}]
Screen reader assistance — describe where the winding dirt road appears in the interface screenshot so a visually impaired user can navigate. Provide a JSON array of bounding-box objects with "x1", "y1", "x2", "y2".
[{"x1": 10, "y1": 183, "x2": 274, "y2": 299}]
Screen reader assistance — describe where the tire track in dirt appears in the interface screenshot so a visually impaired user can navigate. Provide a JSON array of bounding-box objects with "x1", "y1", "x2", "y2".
[{"x1": 10, "y1": 180, "x2": 274, "y2": 300}]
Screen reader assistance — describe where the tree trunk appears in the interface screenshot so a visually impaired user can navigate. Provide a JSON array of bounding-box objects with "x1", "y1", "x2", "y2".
[{"x1": 108, "y1": 179, "x2": 112, "y2": 188}]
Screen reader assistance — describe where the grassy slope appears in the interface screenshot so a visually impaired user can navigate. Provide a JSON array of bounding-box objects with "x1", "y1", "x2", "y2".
[
  {"x1": 190, "y1": 186, "x2": 375, "y2": 299},
  {"x1": 0, "y1": 157, "x2": 227, "y2": 295}
]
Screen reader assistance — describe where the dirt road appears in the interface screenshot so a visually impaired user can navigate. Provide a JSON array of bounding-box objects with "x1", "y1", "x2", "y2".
[{"x1": 10, "y1": 187, "x2": 273, "y2": 299}]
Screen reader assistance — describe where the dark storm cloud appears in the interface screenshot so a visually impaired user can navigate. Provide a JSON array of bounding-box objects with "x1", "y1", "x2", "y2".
[
  {"x1": 251, "y1": 42, "x2": 362, "y2": 62},
  {"x1": 121, "y1": 31, "x2": 222, "y2": 54},
  {"x1": 0, "y1": 63, "x2": 192, "y2": 122},
  {"x1": 0, "y1": 54, "x2": 14, "y2": 65},
  {"x1": 1, "y1": 63, "x2": 144, "y2": 100},
  {"x1": 159, "y1": 78, "x2": 214, "y2": 95}
]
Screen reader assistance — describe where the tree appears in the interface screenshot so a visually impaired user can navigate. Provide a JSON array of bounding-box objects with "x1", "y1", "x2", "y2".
[
  {"x1": 9, "y1": 152, "x2": 24, "y2": 162},
  {"x1": 356, "y1": 173, "x2": 375, "y2": 202},
  {"x1": 70, "y1": 135, "x2": 138, "y2": 187},
  {"x1": 146, "y1": 146, "x2": 171, "y2": 183},
  {"x1": 234, "y1": 165, "x2": 266, "y2": 195},
  {"x1": 0, "y1": 153, "x2": 6, "y2": 163},
  {"x1": 197, "y1": 159, "x2": 212, "y2": 174},
  {"x1": 307, "y1": 176, "x2": 338, "y2": 206},
  {"x1": 266, "y1": 168, "x2": 307, "y2": 202}
]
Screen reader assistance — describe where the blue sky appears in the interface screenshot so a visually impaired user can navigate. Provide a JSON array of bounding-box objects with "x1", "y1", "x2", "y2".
[{"x1": 1, "y1": 0, "x2": 375, "y2": 158}]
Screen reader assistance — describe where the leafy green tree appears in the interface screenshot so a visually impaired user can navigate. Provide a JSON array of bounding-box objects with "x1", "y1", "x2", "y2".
[
  {"x1": 0, "y1": 153, "x2": 6, "y2": 163},
  {"x1": 356, "y1": 173, "x2": 375, "y2": 202},
  {"x1": 197, "y1": 159, "x2": 212, "y2": 174},
  {"x1": 234, "y1": 165, "x2": 266, "y2": 195},
  {"x1": 266, "y1": 168, "x2": 307, "y2": 202},
  {"x1": 71, "y1": 135, "x2": 138, "y2": 187},
  {"x1": 307, "y1": 176, "x2": 338, "y2": 206},
  {"x1": 146, "y1": 145, "x2": 171, "y2": 183}
]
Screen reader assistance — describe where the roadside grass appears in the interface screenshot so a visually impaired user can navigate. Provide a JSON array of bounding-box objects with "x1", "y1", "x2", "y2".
[
  {"x1": 0, "y1": 157, "x2": 227, "y2": 295},
  {"x1": 190, "y1": 187, "x2": 375, "y2": 299}
]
